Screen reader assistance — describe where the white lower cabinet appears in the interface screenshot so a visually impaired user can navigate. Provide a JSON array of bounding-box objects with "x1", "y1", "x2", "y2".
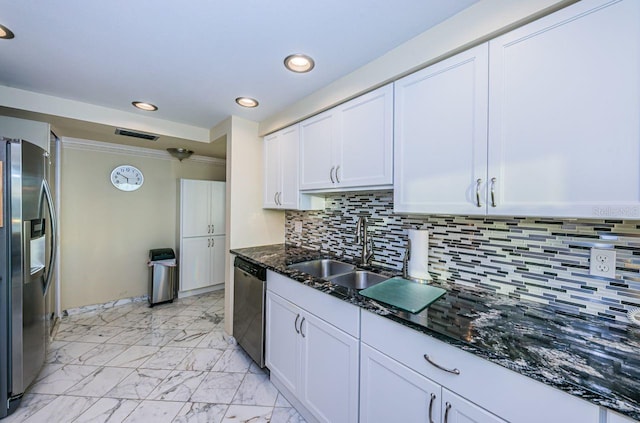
[
  {"x1": 360, "y1": 343, "x2": 503, "y2": 423},
  {"x1": 607, "y1": 411, "x2": 638, "y2": 423},
  {"x1": 180, "y1": 235, "x2": 225, "y2": 292},
  {"x1": 441, "y1": 389, "x2": 505, "y2": 423},
  {"x1": 360, "y1": 343, "x2": 442, "y2": 423},
  {"x1": 265, "y1": 271, "x2": 359, "y2": 423},
  {"x1": 361, "y1": 310, "x2": 600, "y2": 423}
]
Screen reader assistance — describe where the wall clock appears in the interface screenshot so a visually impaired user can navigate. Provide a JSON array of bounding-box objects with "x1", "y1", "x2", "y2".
[{"x1": 110, "y1": 165, "x2": 144, "y2": 191}]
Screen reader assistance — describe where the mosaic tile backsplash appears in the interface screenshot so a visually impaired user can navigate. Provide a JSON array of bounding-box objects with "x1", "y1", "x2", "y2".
[{"x1": 285, "y1": 191, "x2": 640, "y2": 321}]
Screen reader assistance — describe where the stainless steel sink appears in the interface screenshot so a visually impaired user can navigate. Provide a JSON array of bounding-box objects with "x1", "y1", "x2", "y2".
[
  {"x1": 288, "y1": 259, "x2": 356, "y2": 279},
  {"x1": 328, "y1": 271, "x2": 388, "y2": 290}
]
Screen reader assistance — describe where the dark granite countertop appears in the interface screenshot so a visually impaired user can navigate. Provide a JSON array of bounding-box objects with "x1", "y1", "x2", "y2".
[{"x1": 231, "y1": 243, "x2": 640, "y2": 421}]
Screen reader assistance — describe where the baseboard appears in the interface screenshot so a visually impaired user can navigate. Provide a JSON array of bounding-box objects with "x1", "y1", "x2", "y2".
[
  {"x1": 63, "y1": 294, "x2": 148, "y2": 316},
  {"x1": 177, "y1": 283, "x2": 224, "y2": 299}
]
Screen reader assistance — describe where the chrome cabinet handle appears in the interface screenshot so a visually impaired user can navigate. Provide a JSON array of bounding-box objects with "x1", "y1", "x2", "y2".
[
  {"x1": 428, "y1": 393, "x2": 436, "y2": 423},
  {"x1": 211, "y1": 238, "x2": 214, "y2": 247},
  {"x1": 330, "y1": 166, "x2": 335, "y2": 183},
  {"x1": 207, "y1": 238, "x2": 210, "y2": 247},
  {"x1": 444, "y1": 402, "x2": 451, "y2": 423},
  {"x1": 277, "y1": 192, "x2": 282, "y2": 205},
  {"x1": 490, "y1": 177, "x2": 497, "y2": 207},
  {"x1": 335, "y1": 165, "x2": 341, "y2": 183},
  {"x1": 211, "y1": 225, "x2": 214, "y2": 233},
  {"x1": 294, "y1": 314, "x2": 300, "y2": 334},
  {"x1": 475, "y1": 178, "x2": 482, "y2": 207},
  {"x1": 423, "y1": 354, "x2": 460, "y2": 375},
  {"x1": 300, "y1": 317, "x2": 306, "y2": 337},
  {"x1": 274, "y1": 192, "x2": 278, "y2": 205},
  {"x1": 42, "y1": 180, "x2": 57, "y2": 295}
]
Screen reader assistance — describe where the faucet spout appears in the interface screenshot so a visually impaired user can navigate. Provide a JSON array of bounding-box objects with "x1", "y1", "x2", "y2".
[{"x1": 356, "y1": 216, "x2": 374, "y2": 265}]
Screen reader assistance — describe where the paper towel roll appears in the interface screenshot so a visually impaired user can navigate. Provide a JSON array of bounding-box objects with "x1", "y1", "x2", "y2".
[{"x1": 407, "y1": 229, "x2": 432, "y2": 281}]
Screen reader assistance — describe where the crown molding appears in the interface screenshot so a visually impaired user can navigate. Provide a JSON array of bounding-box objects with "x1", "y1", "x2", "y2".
[{"x1": 61, "y1": 137, "x2": 226, "y2": 166}]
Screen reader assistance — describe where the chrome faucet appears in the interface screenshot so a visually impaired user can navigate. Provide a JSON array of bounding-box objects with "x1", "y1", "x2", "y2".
[
  {"x1": 355, "y1": 216, "x2": 374, "y2": 265},
  {"x1": 403, "y1": 238, "x2": 411, "y2": 279}
]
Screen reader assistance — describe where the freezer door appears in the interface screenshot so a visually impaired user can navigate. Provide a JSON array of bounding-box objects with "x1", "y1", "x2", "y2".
[{"x1": 9, "y1": 139, "x2": 48, "y2": 395}]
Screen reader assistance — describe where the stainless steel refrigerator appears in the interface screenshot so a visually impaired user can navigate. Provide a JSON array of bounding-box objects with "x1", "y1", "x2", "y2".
[{"x1": 0, "y1": 138, "x2": 57, "y2": 418}]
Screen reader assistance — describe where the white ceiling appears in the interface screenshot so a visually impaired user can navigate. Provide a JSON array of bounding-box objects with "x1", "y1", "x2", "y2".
[{"x1": 0, "y1": 0, "x2": 478, "y2": 153}]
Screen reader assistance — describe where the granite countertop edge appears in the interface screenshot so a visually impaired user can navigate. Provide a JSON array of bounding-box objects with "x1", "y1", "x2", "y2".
[{"x1": 231, "y1": 243, "x2": 640, "y2": 421}]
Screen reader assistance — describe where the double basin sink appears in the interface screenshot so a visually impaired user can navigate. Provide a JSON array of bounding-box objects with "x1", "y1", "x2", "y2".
[{"x1": 287, "y1": 259, "x2": 387, "y2": 290}]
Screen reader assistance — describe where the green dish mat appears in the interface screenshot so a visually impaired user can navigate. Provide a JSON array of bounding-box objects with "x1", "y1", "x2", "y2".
[{"x1": 359, "y1": 277, "x2": 446, "y2": 313}]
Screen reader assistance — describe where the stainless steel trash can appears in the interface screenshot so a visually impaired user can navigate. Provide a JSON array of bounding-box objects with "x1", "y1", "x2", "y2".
[{"x1": 148, "y1": 248, "x2": 176, "y2": 307}]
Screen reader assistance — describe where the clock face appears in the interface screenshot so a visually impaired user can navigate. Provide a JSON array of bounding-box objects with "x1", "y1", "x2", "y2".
[{"x1": 110, "y1": 165, "x2": 144, "y2": 191}]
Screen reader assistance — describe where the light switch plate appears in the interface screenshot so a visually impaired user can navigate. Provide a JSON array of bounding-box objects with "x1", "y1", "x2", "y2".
[
  {"x1": 589, "y1": 248, "x2": 616, "y2": 278},
  {"x1": 294, "y1": 221, "x2": 303, "y2": 233}
]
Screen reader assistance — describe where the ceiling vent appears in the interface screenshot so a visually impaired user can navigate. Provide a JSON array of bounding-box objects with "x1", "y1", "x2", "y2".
[{"x1": 115, "y1": 128, "x2": 159, "y2": 141}]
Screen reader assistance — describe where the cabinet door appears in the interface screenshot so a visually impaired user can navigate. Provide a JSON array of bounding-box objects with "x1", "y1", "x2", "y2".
[
  {"x1": 488, "y1": 0, "x2": 640, "y2": 218},
  {"x1": 300, "y1": 110, "x2": 336, "y2": 190},
  {"x1": 607, "y1": 411, "x2": 637, "y2": 423},
  {"x1": 300, "y1": 312, "x2": 359, "y2": 423},
  {"x1": 279, "y1": 126, "x2": 300, "y2": 209},
  {"x1": 181, "y1": 180, "x2": 212, "y2": 237},
  {"x1": 265, "y1": 292, "x2": 301, "y2": 396},
  {"x1": 263, "y1": 132, "x2": 281, "y2": 208},
  {"x1": 180, "y1": 237, "x2": 211, "y2": 291},
  {"x1": 337, "y1": 84, "x2": 393, "y2": 188},
  {"x1": 210, "y1": 182, "x2": 225, "y2": 235},
  {"x1": 360, "y1": 344, "x2": 441, "y2": 423},
  {"x1": 442, "y1": 389, "x2": 506, "y2": 423},
  {"x1": 394, "y1": 44, "x2": 489, "y2": 215},
  {"x1": 211, "y1": 235, "x2": 225, "y2": 285}
]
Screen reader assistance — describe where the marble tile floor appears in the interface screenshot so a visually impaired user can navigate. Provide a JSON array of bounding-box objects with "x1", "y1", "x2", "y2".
[{"x1": 5, "y1": 290, "x2": 306, "y2": 423}]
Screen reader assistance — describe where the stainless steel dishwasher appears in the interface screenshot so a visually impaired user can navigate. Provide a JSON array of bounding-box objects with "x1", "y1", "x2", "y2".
[{"x1": 233, "y1": 256, "x2": 267, "y2": 368}]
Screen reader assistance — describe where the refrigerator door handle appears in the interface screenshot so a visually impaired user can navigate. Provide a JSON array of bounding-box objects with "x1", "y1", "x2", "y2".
[{"x1": 42, "y1": 179, "x2": 57, "y2": 295}]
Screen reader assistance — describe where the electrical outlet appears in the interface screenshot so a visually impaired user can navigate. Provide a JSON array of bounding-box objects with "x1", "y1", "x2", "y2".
[
  {"x1": 294, "y1": 221, "x2": 303, "y2": 233},
  {"x1": 589, "y1": 248, "x2": 616, "y2": 278}
]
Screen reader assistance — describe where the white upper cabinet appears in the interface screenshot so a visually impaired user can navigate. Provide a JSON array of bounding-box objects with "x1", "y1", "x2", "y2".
[
  {"x1": 264, "y1": 125, "x2": 324, "y2": 210},
  {"x1": 300, "y1": 111, "x2": 336, "y2": 190},
  {"x1": 394, "y1": 0, "x2": 640, "y2": 219},
  {"x1": 300, "y1": 84, "x2": 393, "y2": 192},
  {"x1": 337, "y1": 84, "x2": 394, "y2": 188},
  {"x1": 394, "y1": 44, "x2": 489, "y2": 215},
  {"x1": 181, "y1": 179, "x2": 225, "y2": 237},
  {"x1": 487, "y1": 0, "x2": 640, "y2": 219}
]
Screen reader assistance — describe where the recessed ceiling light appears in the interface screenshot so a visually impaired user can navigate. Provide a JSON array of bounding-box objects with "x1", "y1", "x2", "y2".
[
  {"x1": 235, "y1": 97, "x2": 259, "y2": 108},
  {"x1": 284, "y1": 54, "x2": 315, "y2": 73},
  {"x1": 0, "y1": 24, "x2": 15, "y2": 40},
  {"x1": 132, "y1": 101, "x2": 158, "y2": 111}
]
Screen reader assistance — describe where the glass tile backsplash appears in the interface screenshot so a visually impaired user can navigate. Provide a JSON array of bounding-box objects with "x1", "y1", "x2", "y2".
[{"x1": 285, "y1": 190, "x2": 640, "y2": 321}]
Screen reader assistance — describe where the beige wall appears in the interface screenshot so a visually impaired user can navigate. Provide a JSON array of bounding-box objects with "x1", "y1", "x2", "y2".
[
  {"x1": 213, "y1": 116, "x2": 285, "y2": 335},
  {"x1": 60, "y1": 138, "x2": 225, "y2": 310}
]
